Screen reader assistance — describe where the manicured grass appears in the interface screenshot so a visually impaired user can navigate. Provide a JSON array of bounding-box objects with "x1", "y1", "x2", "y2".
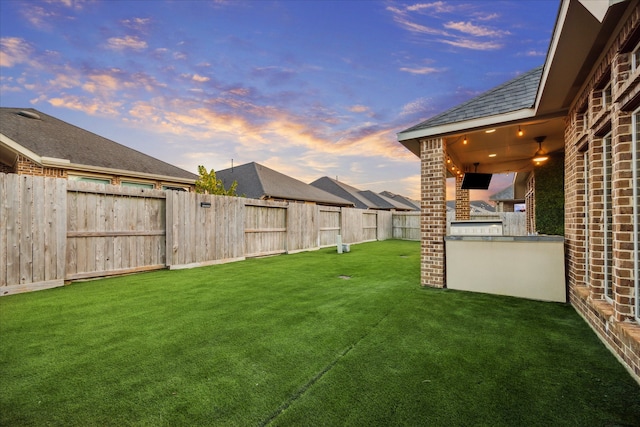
[{"x1": 1, "y1": 240, "x2": 638, "y2": 426}]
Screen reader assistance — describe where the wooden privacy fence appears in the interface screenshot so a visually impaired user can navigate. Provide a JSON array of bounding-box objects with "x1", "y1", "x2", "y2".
[
  {"x1": 445, "y1": 212, "x2": 527, "y2": 236},
  {"x1": 0, "y1": 174, "x2": 407, "y2": 295}
]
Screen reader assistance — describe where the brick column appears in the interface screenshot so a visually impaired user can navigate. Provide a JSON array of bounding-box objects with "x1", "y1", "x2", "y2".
[
  {"x1": 420, "y1": 138, "x2": 447, "y2": 288},
  {"x1": 612, "y1": 107, "x2": 634, "y2": 322},
  {"x1": 455, "y1": 173, "x2": 470, "y2": 220}
]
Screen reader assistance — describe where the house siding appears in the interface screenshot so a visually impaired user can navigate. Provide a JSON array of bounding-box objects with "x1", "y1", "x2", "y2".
[
  {"x1": 16, "y1": 155, "x2": 68, "y2": 178},
  {"x1": 564, "y1": 4, "x2": 640, "y2": 381}
]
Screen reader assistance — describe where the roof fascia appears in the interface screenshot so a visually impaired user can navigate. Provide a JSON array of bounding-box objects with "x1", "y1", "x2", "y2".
[
  {"x1": 534, "y1": 0, "x2": 570, "y2": 112},
  {"x1": 0, "y1": 133, "x2": 45, "y2": 165},
  {"x1": 61, "y1": 162, "x2": 197, "y2": 184},
  {"x1": 398, "y1": 108, "x2": 536, "y2": 141}
]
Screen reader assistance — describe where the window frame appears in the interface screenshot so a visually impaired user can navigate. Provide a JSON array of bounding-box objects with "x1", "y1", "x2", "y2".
[
  {"x1": 68, "y1": 175, "x2": 111, "y2": 185},
  {"x1": 633, "y1": 40, "x2": 640, "y2": 72}
]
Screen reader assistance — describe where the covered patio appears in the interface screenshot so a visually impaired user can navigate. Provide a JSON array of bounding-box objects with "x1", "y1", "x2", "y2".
[{"x1": 397, "y1": 0, "x2": 640, "y2": 383}]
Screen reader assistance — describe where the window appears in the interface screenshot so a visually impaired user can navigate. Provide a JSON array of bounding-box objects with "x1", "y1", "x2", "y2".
[
  {"x1": 68, "y1": 176, "x2": 111, "y2": 185},
  {"x1": 121, "y1": 181, "x2": 154, "y2": 189},
  {"x1": 603, "y1": 132, "x2": 613, "y2": 302},
  {"x1": 633, "y1": 40, "x2": 640, "y2": 72},
  {"x1": 633, "y1": 108, "x2": 640, "y2": 323}
]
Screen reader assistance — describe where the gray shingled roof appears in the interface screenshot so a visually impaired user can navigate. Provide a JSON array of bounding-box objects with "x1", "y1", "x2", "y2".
[
  {"x1": 401, "y1": 66, "x2": 543, "y2": 133},
  {"x1": 216, "y1": 162, "x2": 354, "y2": 206},
  {"x1": 446, "y1": 200, "x2": 495, "y2": 213},
  {"x1": 379, "y1": 191, "x2": 420, "y2": 211},
  {"x1": 0, "y1": 107, "x2": 197, "y2": 180},
  {"x1": 489, "y1": 185, "x2": 525, "y2": 202},
  {"x1": 310, "y1": 177, "x2": 416, "y2": 211},
  {"x1": 310, "y1": 176, "x2": 377, "y2": 209}
]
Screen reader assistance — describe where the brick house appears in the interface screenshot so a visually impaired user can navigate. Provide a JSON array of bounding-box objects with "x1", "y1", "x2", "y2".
[
  {"x1": 398, "y1": 0, "x2": 639, "y2": 382},
  {"x1": 0, "y1": 108, "x2": 197, "y2": 190}
]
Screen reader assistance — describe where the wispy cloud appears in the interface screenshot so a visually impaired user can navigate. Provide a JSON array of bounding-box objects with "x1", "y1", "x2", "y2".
[
  {"x1": 105, "y1": 36, "x2": 148, "y2": 51},
  {"x1": 120, "y1": 17, "x2": 152, "y2": 32},
  {"x1": 400, "y1": 98, "x2": 431, "y2": 116},
  {"x1": 399, "y1": 66, "x2": 443, "y2": 75},
  {"x1": 406, "y1": 2, "x2": 455, "y2": 14},
  {"x1": 388, "y1": 3, "x2": 509, "y2": 51},
  {"x1": 440, "y1": 38, "x2": 503, "y2": 50},
  {"x1": 0, "y1": 37, "x2": 34, "y2": 67},
  {"x1": 51, "y1": 0, "x2": 87, "y2": 10},
  {"x1": 48, "y1": 95, "x2": 123, "y2": 116},
  {"x1": 519, "y1": 50, "x2": 546, "y2": 57},
  {"x1": 444, "y1": 21, "x2": 509, "y2": 38},
  {"x1": 349, "y1": 105, "x2": 371, "y2": 114}
]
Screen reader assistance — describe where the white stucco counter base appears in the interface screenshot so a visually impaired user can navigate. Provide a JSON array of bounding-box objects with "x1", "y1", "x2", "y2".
[{"x1": 445, "y1": 235, "x2": 566, "y2": 303}]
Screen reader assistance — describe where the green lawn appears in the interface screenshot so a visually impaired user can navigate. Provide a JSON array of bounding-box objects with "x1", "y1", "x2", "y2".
[{"x1": 1, "y1": 240, "x2": 638, "y2": 426}]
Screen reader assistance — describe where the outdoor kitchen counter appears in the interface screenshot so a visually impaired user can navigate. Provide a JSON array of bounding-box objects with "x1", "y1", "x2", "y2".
[{"x1": 444, "y1": 235, "x2": 566, "y2": 302}]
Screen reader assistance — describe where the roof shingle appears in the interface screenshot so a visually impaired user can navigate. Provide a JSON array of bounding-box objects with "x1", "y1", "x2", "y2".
[
  {"x1": 0, "y1": 107, "x2": 197, "y2": 180},
  {"x1": 401, "y1": 66, "x2": 543, "y2": 134},
  {"x1": 217, "y1": 162, "x2": 354, "y2": 206}
]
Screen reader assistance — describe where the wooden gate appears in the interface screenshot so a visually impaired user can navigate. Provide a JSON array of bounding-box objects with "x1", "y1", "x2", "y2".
[
  {"x1": 319, "y1": 207, "x2": 341, "y2": 247},
  {"x1": 244, "y1": 200, "x2": 287, "y2": 257},
  {"x1": 65, "y1": 181, "x2": 166, "y2": 280}
]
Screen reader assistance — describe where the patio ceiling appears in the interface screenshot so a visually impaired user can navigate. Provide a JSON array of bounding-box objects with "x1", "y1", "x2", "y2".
[{"x1": 444, "y1": 115, "x2": 565, "y2": 175}]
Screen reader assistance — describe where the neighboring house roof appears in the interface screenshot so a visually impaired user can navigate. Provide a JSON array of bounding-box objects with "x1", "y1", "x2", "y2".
[
  {"x1": 446, "y1": 200, "x2": 496, "y2": 214},
  {"x1": 310, "y1": 177, "x2": 416, "y2": 211},
  {"x1": 490, "y1": 185, "x2": 525, "y2": 203},
  {"x1": 379, "y1": 191, "x2": 420, "y2": 210},
  {"x1": 401, "y1": 66, "x2": 543, "y2": 135},
  {"x1": 216, "y1": 162, "x2": 354, "y2": 207},
  {"x1": 0, "y1": 107, "x2": 197, "y2": 183},
  {"x1": 356, "y1": 190, "x2": 411, "y2": 211},
  {"x1": 310, "y1": 176, "x2": 376, "y2": 209}
]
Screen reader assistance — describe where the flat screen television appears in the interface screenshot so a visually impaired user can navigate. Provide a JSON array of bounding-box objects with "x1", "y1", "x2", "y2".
[{"x1": 461, "y1": 173, "x2": 492, "y2": 190}]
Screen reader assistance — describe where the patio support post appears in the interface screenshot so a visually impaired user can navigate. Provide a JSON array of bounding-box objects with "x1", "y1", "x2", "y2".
[
  {"x1": 420, "y1": 138, "x2": 447, "y2": 288},
  {"x1": 455, "y1": 173, "x2": 470, "y2": 220}
]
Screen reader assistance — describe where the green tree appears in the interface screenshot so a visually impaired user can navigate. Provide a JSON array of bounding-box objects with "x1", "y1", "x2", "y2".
[{"x1": 195, "y1": 165, "x2": 239, "y2": 196}]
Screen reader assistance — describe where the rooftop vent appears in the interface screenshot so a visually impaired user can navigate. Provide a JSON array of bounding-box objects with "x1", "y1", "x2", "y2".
[{"x1": 17, "y1": 110, "x2": 41, "y2": 120}]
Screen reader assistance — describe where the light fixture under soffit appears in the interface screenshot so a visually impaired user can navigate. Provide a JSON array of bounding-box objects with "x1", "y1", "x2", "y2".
[
  {"x1": 463, "y1": 135, "x2": 468, "y2": 145},
  {"x1": 485, "y1": 129, "x2": 496, "y2": 134},
  {"x1": 518, "y1": 126, "x2": 524, "y2": 137},
  {"x1": 533, "y1": 136, "x2": 549, "y2": 163}
]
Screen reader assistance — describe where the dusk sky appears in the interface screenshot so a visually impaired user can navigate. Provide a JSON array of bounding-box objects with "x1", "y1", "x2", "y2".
[{"x1": 0, "y1": 0, "x2": 559, "y2": 201}]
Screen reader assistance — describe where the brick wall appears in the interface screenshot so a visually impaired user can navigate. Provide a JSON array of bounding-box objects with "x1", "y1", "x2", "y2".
[
  {"x1": 420, "y1": 138, "x2": 447, "y2": 288},
  {"x1": 15, "y1": 155, "x2": 67, "y2": 178},
  {"x1": 455, "y1": 173, "x2": 470, "y2": 220},
  {"x1": 564, "y1": 3, "x2": 640, "y2": 382}
]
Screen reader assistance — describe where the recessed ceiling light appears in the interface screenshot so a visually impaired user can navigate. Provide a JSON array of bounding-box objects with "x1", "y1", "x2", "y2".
[
  {"x1": 485, "y1": 129, "x2": 496, "y2": 133},
  {"x1": 488, "y1": 153, "x2": 497, "y2": 157}
]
